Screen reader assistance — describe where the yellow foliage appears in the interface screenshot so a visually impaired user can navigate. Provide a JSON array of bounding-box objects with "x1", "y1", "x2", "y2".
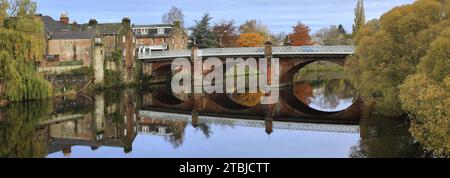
[{"x1": 237, "y1": 33, "x2": 265, "y2": 47}]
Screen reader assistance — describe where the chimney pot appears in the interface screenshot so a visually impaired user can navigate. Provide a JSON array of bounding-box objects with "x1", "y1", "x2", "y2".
[{"x1": 60, "y1": 13, "x2": 69, "y2": 25}]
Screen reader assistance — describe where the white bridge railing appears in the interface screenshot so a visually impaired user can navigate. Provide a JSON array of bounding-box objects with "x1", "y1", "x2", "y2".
[
  {"x1": 138, "y1": 46, "x2": 355, "y2": 60},
  {"x1": 139, "y1": 110, "x2": 360, "y2": 134}
]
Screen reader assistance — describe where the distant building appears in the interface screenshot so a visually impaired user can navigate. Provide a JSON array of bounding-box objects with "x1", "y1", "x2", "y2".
[
  {"x1": 132, "y1": 21, "x2": 188, "y2": 54},
  {"x1": 47, "y1": 31, "x2": 95, "y2": 66},
  {"x1": 39, "y1": 14, "x2": 136, "y2": 82},
  {"x1": 40, "y1": 14, "x2": 95, "y2": 67},
  {"x1": 80, "y1": 18, "x2": 136, "y2": 81}
]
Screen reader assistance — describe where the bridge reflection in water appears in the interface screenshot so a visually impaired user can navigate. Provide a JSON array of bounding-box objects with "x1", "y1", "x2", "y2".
[
  {"x1": 0, "y1": 67, "x2": 363, "y2": 157},
  {"x1": 30, "y1": 78, "x2": 361, "y2": 157},
  {"x1": 0, "y1": 76, "x2": 431, "y2": 157}
]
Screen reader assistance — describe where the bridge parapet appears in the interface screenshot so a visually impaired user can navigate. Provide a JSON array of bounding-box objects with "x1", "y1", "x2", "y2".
[
  {"x1": 138, "y1": 46, "x2": 355, "y2": 60},
  {"x1": 139, "y1": 110, "x2": 360, "y2": 134}
]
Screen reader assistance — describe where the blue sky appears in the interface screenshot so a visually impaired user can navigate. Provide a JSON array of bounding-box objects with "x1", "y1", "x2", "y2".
[{"x1": 34, "y1": 0, "x2": 414, "y2": 33}]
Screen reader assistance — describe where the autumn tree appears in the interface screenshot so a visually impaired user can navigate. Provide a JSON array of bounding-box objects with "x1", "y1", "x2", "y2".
[
  {"x1": 346, "y1": 0, "x2": 450, "y2": 117},
  {"x1": 239, "y1": 19, "x2": 269, "y2": 38},
  {"x1": 162, "y1": 6, "x2": 184, "y2": 26},
  {"x1": 237, "y1": 32, "x2": 265, "y2": 47},
  {"x1": 212, "y1": 20, "x2": 238, "y2": 47},
  {"x1": 399, "y1": 28, "x2": 450, "y2": 157},
  {"x1": 352, "y1": 0, "x2": 365, "y2": 36},
  {"x1": 189, "y1": 13, "x2": 216, "y2": 48},
  {"x1": 314, "y1": 25, "x2": 352, "y2": 45},
  {"x1": 288, "y1": 22, "x2": 313, "y2": 46}
]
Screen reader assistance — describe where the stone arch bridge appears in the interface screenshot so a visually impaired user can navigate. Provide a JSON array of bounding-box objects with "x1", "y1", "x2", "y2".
[
  {"x1": 138, "y1": 43, "x2": 358, "y2": 124},
  {"x1": 138, "y1": 43, "x2": 355, "y2": 86}
]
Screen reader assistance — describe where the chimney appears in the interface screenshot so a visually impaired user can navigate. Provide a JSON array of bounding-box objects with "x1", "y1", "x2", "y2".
[
  {"x1": 122, "y1": 17, "x2": 131, "y2": 28},
  {"x1": 89, "y1": 19, "x2": 98, "y2": 26},
  {"x1": 60, "y1": 13, "x2": 69, "y2": 25}
]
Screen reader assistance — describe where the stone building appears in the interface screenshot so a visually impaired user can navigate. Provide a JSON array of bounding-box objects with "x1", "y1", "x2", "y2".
[
  {"x1": 46, "y1": 31, "x2": 95, "y2": 66},
  {"x1": 81, "y1": 18, "x2": 136, "y2": 82},
  {"x1": 40, "y1": 14, "x2": 136, "y2": 83},
  {"x1": 132, "y1": 21, "x2": 188, "y2": 54},
  {"x1": 168, "y1": 21, "x2": 188, "y2": 51},
  {"x1": 40, "y1": 14, "x2": 95, "y2": 67}
]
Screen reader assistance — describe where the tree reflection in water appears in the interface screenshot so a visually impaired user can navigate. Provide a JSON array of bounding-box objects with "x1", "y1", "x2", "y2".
[
  {"x1": 0, "y1": 101, "x2": 53, "y2": 158},
  {"x1": 294, "y1": 78, "x2": 356, "y2": 112},
  {"x1": 350, "y1": 115, "x2": 431, "y2": 158}
]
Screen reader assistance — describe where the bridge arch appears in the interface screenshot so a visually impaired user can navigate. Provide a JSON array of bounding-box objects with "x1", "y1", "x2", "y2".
[
  {"x1": 279, "y1": 58, "x2": 347, "y2": 86},
  {"x1": 151, "y1": 64, "x2": 172, "y2": 84}
]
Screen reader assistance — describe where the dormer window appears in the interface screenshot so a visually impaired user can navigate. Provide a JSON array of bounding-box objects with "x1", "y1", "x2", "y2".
[
  {"x1": 157, "y1": 28, "x2": 164, "y2": 35},
  {"x1": 139, "y1": 28, "x2": 148, "y2": 35},
  {"x1": 95, "y1": 38, "x2": 102, "y2": 44}
]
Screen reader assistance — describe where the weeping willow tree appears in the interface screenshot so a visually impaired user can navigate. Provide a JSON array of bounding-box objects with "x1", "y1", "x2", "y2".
[{"x1": 0, "y1": 0, "x2": 52, "y2": 102}]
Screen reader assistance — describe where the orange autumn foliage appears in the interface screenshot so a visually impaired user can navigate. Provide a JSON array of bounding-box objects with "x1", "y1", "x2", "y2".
[
  {"x1": 289, "y1": 22, "x2": 313, "y2": 46},
  {"x1": 237, "y1": 32, "x2": 265, "y2": 47}
]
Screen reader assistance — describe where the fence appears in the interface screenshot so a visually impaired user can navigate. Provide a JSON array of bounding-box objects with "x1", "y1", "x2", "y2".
[{"x1": 38, "y1": 65, "x2": 84, "y2": 74}]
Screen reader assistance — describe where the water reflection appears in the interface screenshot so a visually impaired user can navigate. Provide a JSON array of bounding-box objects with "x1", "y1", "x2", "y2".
[
  {"x1": 1, "y1": 69, "x2": 443, "y2": 158},
  {"x1": 350, "y1": 116, "x2": 431, "y2": 158},
  {"x1": 294, "y1": 79, "x2": 356, "y2": 112}
]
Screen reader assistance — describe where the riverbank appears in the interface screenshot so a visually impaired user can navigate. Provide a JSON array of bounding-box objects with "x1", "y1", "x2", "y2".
[{"x1": 0, "y1": 66, "x2": 138, "y2": 108}]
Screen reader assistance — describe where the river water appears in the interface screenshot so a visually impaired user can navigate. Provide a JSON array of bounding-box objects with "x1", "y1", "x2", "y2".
[{"x1": 0, "y1": 73, "x2": 431, "y2": 158}]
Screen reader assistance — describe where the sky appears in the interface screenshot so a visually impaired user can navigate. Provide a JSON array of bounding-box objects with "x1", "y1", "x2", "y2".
[{"x1": 34, "y1": 0, "x2": 415, "y2": 33}]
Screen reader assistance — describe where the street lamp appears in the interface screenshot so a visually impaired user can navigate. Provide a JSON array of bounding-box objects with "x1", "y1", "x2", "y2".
[{"x1": 219, "y1": 30, "x2": 227, "y2": 48}]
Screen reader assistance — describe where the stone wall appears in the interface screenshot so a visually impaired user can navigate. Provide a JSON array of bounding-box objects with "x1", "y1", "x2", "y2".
[
  {"x1": 47, "y1": 39, "x2": 93, "y2": 66},
  {"x1": 102, "y1": 35, "x2": 118, "y2": 60},
  {"x1": 45, "y1": 72, "x2": 92, "y2": 93},
  {"x1": 168, "y1": 21, "x2": 188, "y2": 50},
  {"x1": 93, "y1": 45, "x2": 105, "y2": 84}
]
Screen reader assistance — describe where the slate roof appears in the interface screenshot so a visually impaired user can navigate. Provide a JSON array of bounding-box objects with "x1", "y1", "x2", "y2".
[
  {"x1": 132, "y1": 24, "x2": 172, "y2": 28},
  {"x1": 52, "y1": 31, "x2": 95, "y2": 40},
  {"x1": 81, "y1": 23, "x2": 123, "y2": 35},
  {"x1": 40, "y1": 16, "x2": 70, "y2": 33}
]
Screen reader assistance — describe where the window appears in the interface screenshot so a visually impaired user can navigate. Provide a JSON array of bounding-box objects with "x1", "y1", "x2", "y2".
[
  {"x1": 157, "y1": 28, "x2": 164, "y2": 34},
  {"x1": 95, "y1": 38, "x2": 102, "y2": 43}
]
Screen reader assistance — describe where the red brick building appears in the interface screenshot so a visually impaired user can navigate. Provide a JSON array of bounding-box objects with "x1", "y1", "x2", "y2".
[{"x1": 132, "y1": 21, "x2": 188, "y2": 54}]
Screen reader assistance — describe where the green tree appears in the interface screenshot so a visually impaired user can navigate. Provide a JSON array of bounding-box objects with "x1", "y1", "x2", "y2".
[
  {"x1": 398, "y1": 28, "x2": 450, "y2": 157},
  {"x1": 346, "y1": 0, "x2": 449, "y2": 116},
  {"x1": 338, "y1": 24, "x2": 346, "y2": 34},
  {"x1": 0, "y1": 0, "x2": 8, "y2": 28},
  {"x1": 189, "y1": 13, "x2": 217, "y2": 48},
  {"x1": 416, "y1": 28, "x2": 450, "y2": 82},
  {"x1": 352, "y1": 0, "x2": 365, "y2": 36},
  {"x1": 0, "y1": 0, "x2": 51, "y2": 102},
  {"x1": 314, "y1": 25, "x2": 351, "y2": 45}
]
